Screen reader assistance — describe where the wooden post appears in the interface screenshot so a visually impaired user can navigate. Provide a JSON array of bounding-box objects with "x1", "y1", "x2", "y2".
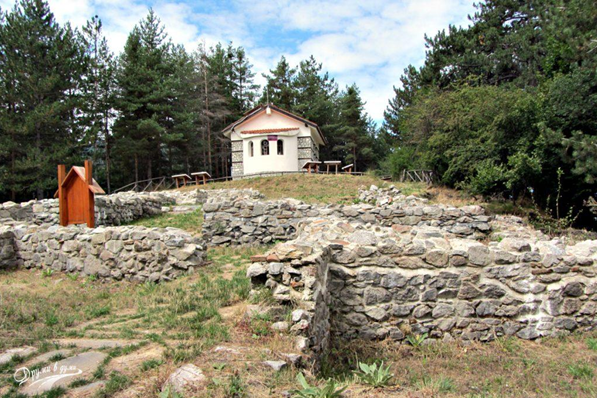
[
  {"x1": 84, "y1": 160, "x2": 95, "y2": 228},
  {"x1": 58, "y1": 164, "x2": 66, "y2": 226}
]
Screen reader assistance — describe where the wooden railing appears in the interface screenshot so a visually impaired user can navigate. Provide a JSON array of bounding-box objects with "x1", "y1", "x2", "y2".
[
  {"x1": 399, "y1": 169, "x2": 435, "y2": 184},
  {"x1": 112, "y1": 176, "x2": 176, "y2": 194}
]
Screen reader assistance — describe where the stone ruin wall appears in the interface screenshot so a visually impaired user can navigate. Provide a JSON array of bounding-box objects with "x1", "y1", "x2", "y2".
[
  {"x1": 0, "y1": 220, "x2": 207, "y2": 282},
  {"x1": 0, "y1": 190, "x2": 196, "y2": 227},
  {"x1": 0, "y1": 188, "x2": 264, "y2": 281},
  {"x1": 202, "y1": 189, "x2": 492, "y2": 246},
  {"x1": 0, "y1": 189, "x2": 246, "y2": 281},
  {"x1": 248, "y1": 217, "x2": 597, "y2": 364}
]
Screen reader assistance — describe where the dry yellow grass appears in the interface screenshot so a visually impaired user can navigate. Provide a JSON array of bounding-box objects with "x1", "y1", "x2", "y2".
[{"x1": 183, "y1": 174, "x2": 427, "y2": 204}]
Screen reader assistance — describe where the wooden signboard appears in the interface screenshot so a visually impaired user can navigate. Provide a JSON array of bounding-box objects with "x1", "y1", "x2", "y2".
[{"x1": 55, "y1": 160, "x2": 105, "y2": 228}]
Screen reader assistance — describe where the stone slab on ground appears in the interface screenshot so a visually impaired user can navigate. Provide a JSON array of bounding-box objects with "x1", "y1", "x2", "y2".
[
  {"x1": 53, "y1": 338, "x2": 138, "y2": 349},
  {"x1": 20, "y1": 351, "x2": 108, "y2": 396},
  {"x1": 22, "y1": 349, "x2": 73, "y2": 367},
  {"x1": 0, "y1": 346, "x2": 37, "y2": 365}
]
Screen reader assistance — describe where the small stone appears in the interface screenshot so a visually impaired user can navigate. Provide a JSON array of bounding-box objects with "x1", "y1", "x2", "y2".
[
  {"x1": 271, "y1": 321, "x2": 290, "y2": 332},
  {"x1": 517, "y1": 327, "x2": 539, "y2": 340},
  {"x1": 263, "y1": 360, "x2": 287, "y2": 371},
  {"x1": 268, "y1": 262, "x2": 284, "y2": 275},
  {"x1": 281, "y1": 353, "x2": 302, "y2": 366},
  {"x1": 563, "y1": 282, "x2": 584, "y2": 297},
  {"x1": 292, "y1": 309, "x2": 309, "y2": 323},
  {"x1": 165, "y1": 364, "x2": 207, "y2": 393},
  {"x1": 432, "y1": 303, "x2": 454, "y2": 318},
  {"x1": 247, "y1": 263, "x2": 267, "y2": 278}
]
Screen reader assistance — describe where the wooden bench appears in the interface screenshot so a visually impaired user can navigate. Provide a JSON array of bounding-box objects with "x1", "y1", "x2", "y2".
[
  {"x1": 302, "y1": 161, "x2": 322, "y2": 174},
  {"x1": 342, "y1": 164, "x2": 354, "y2": 173},
  {"x1": 324, "y1": 161, "x2": 342, "y2": 174},
  {"x1": 191, "y1": 171, "x2": 211, "y2": 185},
  {"x1": 172, "y1": 174, "x2": 191, "y2": 188}
]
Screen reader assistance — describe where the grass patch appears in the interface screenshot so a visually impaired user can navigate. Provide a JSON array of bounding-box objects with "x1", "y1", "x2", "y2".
[
  {"x1": 127, "y1": 207, "x2": 202, "y2": 235},
  {"x1": 568, "y1": 362, "x2": 594, "y2": 379},
  {"x1": 95, "y1": 371, "x2": 131, "y2": 397}
]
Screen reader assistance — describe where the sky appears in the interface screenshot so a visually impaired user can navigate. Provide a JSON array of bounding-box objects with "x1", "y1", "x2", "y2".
[{"x1": 0, "y1": 0, "x2": 478, "y2": 123}]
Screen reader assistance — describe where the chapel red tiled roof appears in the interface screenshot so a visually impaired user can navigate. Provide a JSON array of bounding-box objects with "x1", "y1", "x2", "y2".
[
  {"x1": 241, "y1": 127, "x2": 299, "y2": 135},
  {"x1": 221, "y1": 103, "x2": 327, "y2": 145}
]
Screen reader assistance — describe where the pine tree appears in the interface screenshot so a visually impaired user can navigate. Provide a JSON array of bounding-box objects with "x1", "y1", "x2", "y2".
[
  {"x1": 229, "y1": 45, "x2": 259, "y2": 115},
  {"x1": 332, "y1": 85, "x2": 375, "y2": 172},
  {"x1": 197, "y1": 43, "x2": 232, "y2": 176},
  {"x1": 112, "y1": 9, "x2": 174, "y2": 184},
  {"x1": 0, "y1": 0, "x2": 86, "y2": 200},
  {"x1": 262, "y1": 56, "x2": 297, "y2": 109},
  {"x1": 382, "y1": 65, "x2": 420, "y2": 142},
  {"x1": 81, "y1": 15, "x2": 116, "y2": 192}
]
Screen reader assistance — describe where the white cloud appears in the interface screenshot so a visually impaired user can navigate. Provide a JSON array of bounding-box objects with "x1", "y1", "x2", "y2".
[{"x1": 0, "y1": 0, "x2": 477, "y2": 122}]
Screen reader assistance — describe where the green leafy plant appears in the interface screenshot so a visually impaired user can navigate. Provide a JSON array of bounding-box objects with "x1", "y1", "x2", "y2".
[
  {"x1": 354, "y1": 361, "x2": 394, "y2": 388},
  {"x1": 291, "y1": 373, "x2": 347, "y2": 398},
  {"x1": 159, "y1": 385, "x2": 183, "y2": 398},
  {"x1": 406, "y1": 333, "x2": 428, "y2": 348},
  {"x1": 66, "y1": 273, "x2": 78, "y2": 281},
  {"x1": 226, "y1": 372, "x2": 247, "y2": 397},
  {"x1": 41, "y1": 269, "x2": 53, "y2": 278}
]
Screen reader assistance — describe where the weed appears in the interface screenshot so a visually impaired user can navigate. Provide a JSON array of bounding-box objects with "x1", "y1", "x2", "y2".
[
  {"x1": 85, "y1": 305, "x2": 111, "y2": 319},
  {"x1": 41, "y1": 269, "x2": 53, "y2": 278},
  {"x1": 44, "y1": 311, "x2": 59, "y2": 327},
  {"x1": 354, "y1": 361, "x2": 394, "y2": 388},
  {"x1": 95, "y1": 371, "x2": 131, "y2": 397},
  {"x1": 68, "y1": 378, "x2": 91, "y2": 388},
  {"x1": 226, "y1": 371, "x2": 247, "y2": 397},
  {"x1": 65, "y1": 273, "x2": 78, "y2": 281},
  {"x1": 141, "y1": 359, "x2": 163, "y2": 371},
  {"x1": 290, "y1": 373, "x2": 347, "y2": 398},
  {"x1": 414, "y1": 375, "x2": 455, "y2": 394},
  {"x1": 406, "y1": 333, "x2": 428, "y2": 348}
]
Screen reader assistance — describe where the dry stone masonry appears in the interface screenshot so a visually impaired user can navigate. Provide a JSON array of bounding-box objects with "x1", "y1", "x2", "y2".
[
  {"x1": 248, "y1": 214, "x2": 597, "y2": 364},
  {"x1": 0, "y1": 188, "x2": 266, "y2": 280},
  {"x1": 203, "y1": 186, "x2": 491, "y2": 246},
  {"x1": 0, "y1": 220, "x2": 206, "y2": 282}
]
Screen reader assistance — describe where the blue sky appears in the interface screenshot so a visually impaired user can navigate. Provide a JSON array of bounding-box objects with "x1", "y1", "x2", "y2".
[{"x1": 0, "y1": 0, "x2": 478, "y2": 122}]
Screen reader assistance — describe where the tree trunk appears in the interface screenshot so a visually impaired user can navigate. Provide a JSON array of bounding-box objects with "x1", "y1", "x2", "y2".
[
  {"x1": 36, "y1": 128, "x2": 43, "y2": 199},
  {"x1": 134, "y1": 154, "x2": 139, "y2": 183},
  {"x1": 104, "y1": 118, "x2": 111, "y2": 194}
]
